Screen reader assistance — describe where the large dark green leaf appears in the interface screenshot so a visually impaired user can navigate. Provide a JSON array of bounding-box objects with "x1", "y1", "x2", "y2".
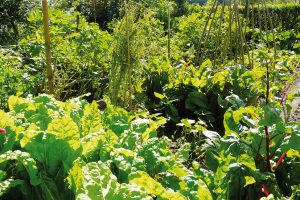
[
  {"x1": 185, "y1": 91, "x2": 209, "y2": 111},
  {"x1": 259, "y1": 105, "x2": 281, "y2": 126}
]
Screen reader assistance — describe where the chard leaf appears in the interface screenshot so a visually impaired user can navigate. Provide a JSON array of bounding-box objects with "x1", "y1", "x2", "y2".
[
  {"x1": 20, "y1": 130, "x2": 81, "y2": 177},
  {"x1": 111, "y1": 148, "x2": 146, "y2": 182},
  {"x1": 8, "y1": 95, "x2": 29, "y2": 112},
  {"x1": 281, "y1": 131, "x2": 300, "y2": 153},
  {"x1": 76, "y1": 162, "x2": 118, "y2": 199},
  {"x1": 224, "y1": 109, "x2": 242, "y2": 135},
  {"x1": 115, "y1": 183, "x2": 152, "y2": 200},
  {"x1": 138, "y1": 137, "x2": 175, "y2": 175},
  {"x1": 103, "y1": 106, "x2": 130, "y2": 136},
  {"x1": 225, "y1": 94, "x2": 245, "y2": 108},
  {"x1": 68, "y1": 161, "x2": 151, "y2": 200},
  {"x1": 129, "y1": 171, "x2": 185, "y2": 200},
  {"x1": 46, "y1": 116, "x2": 80, "y2": 141},
  {"x1": 0, "y1": 110, "x2": 14, "y2": 129},
  {"x1": 80, "y1": 101, "x2": 103, "y2": 136},
  {"x1": 80, "y1": 131, "x2": 106, "y2": 160},
  {"x1": 259, "y1": 105, "x2": 281, "y2": 126},
  {"x1": 0, "y1": 150, "x2": 41, "y2": 186},
  {"x1": 197, "y1": 179, "x2": 213, "y2": 200},
  {"x1": 175, "y1": 143, "x2": 191, "y2": 163},
  {"x1": 0, "y1": 179, "x2": 24, "y2": 197}
]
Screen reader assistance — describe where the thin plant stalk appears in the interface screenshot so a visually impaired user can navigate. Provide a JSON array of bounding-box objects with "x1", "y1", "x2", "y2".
[
  {"x1": 197, "y1": 0, "x2": 219, "y2": 66},
  {"x1": 264, "y1": 62, "x2": 271, "y2": 172},
  {"x1": 195, "y1": 0, "x2": 218, "y2": 66}
]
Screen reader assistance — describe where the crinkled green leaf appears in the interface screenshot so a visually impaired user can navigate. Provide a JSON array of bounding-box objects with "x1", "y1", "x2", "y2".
[
  {"x1": 225, "y1": 94, "x2": 245, "y2": 108},
  {"x1": 25, "y1": 105, "x2": 52, "y2": 130},
  {"x1": 7, "y1": 96, "x2": 31, "y2": 114},
  {"x1": 169, "y1": 166, "x2": 189, "y2": 178},
  {"x1": 46, "y1": 116, "x2": 80, "y2": 141},
  {"x1": 120, "y1": 131, "x2": 140, "y2": 150},
  {"x1": 131, "y1": 118, "x2": 150, "y2": 134},
  {"x1": 129, "y1": 171, "x2": 185, "y2": 200},
  {"x1": 259, "y1": 105, "x2": 281, "y2": 126},
  {"x1": 238, "y1": 154, "x2": 256, "y2": 170},
  {"x1": 34, "y1": 94, "x2": 61, "y2": 112},
  {"x1": 232, "y1": 106, "x2": 257, "y2": 123},
  {"x1": 0, "y1": 150, "x2": 41, "y2": 186},
  {"x1": 212, "y1": 70, "x2": 230, "y2": 90},
  {"x1": 80, "y1": 131, "x2": 106, "y2": 160},
  {"x1": 76, "y1": 161, "x2": 118, "y2": 199},
  {"x1": 67, "y1": 158, "x2": 86, "y2": 194},
  {"x1": 156, "y1": 171, "x2": 181, "y2": 191},
  {"x1": 39, "y1": 175, "x2": 60, "y2": 200},
  {"x1": 111, "y1": 148, "x2": 146, "y2": 182},
  {"x1": 138, "y1": 137, "x2": 175, "y2": 175},
  {"x1": 0, "y1": 127, "x2": 17, "y2": 154},
  {"x1": 244, "y1": 176, "x2": 256, "y2": 187},
  {"x1": 80, "y1": 101, "x2": 103, "y2": 136},
  {"x1": 68, "y1": 161, "x2": 150, "y2": 200},
  {"x1": 114, "y1": 183, "x2": 152, "y2": 200},
  {"x1": 98, "y1": 130, "x2": 119, "y2": 162},
  {"x1": 213, "y1": 152, "x2": 234, "y2": 195},
  {"x1": 0, "y1": 171, "x2": 6, "y2": 181},
  {"x1": 175, "y1": 143, "x2": 191, "y2": 163},
  {"x1": 141, "y1": 117, "x2": 165, "y2": 143}
]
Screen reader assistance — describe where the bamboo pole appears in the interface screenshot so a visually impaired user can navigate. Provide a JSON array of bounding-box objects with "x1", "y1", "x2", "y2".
[
  {"x1": 42, "y1": 0, "x2": 54, "y2": 94},
  {"x1": 125, "y1": 0, "x2": 132, "y2": 108},
  {"x1": 167, "y1": 0, "x2": 171, "y2": 60},
  {"x1": 93, "y1": 0, "x2": 97, "y2": 23}
]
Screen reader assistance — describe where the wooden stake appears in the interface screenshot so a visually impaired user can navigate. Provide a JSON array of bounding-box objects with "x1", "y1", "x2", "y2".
[{"x1": 42, "y1": 0, "x2": 54, "y2": 94}]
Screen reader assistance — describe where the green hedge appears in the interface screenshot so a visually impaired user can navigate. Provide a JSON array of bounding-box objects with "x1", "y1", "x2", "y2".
[
  {"x1": 241, "y1": 4, "x2": 300, "y2": 31},
  {"x1": 188, "y1": 3, "x2": 300, "y2": 31}
]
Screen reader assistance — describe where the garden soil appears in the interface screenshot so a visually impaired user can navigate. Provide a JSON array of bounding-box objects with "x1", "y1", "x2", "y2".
[{"x1": 289, "y1": 76, "x2": 300, "y2": 123}]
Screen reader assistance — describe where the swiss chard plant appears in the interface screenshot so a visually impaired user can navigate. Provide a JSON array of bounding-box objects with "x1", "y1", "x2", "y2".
[{"x1": 0, "y1": 94, "x2": 214, "y2": 199}]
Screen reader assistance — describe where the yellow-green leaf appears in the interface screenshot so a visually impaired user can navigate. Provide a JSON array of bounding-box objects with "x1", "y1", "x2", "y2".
[
  {"x1": 198, "y1": 179, "x2": 213, "y2": 200},
  {"x1": 154, "y1": 92, "x2": 165, "y2": 100},
  {"x1": 169, "y1": 167, "x2": 189, "y2": 178},
  {"x1": 129, "y1": 171, "x2": 186, "y2": 200},
  {"x1": 238, "y1": 154, "x2": 256, "y2": 170},
  {"x1": 244, "y1": 176, "x2": 256, "y2": 187}
]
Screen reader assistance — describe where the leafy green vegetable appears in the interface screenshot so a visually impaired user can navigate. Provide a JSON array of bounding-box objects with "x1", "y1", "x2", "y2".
[
  {"x1": 68, "y1": 161, "x2": 151, "y2": 200},
  {"x1": 0, "y1": 150, "x2": 41, "y2": 186},
  {"x1": 129, "y1": 171, "x2": 185, "y2": 200}
]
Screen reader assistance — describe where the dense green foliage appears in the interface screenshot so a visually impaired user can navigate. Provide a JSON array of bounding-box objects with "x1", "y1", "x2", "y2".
[
  {"x1": 0, "y1": 0, "x2": 300, "y2": 199},
  {"x1": 0, "y1": 94, "x2": 299, "y2": 199}
]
